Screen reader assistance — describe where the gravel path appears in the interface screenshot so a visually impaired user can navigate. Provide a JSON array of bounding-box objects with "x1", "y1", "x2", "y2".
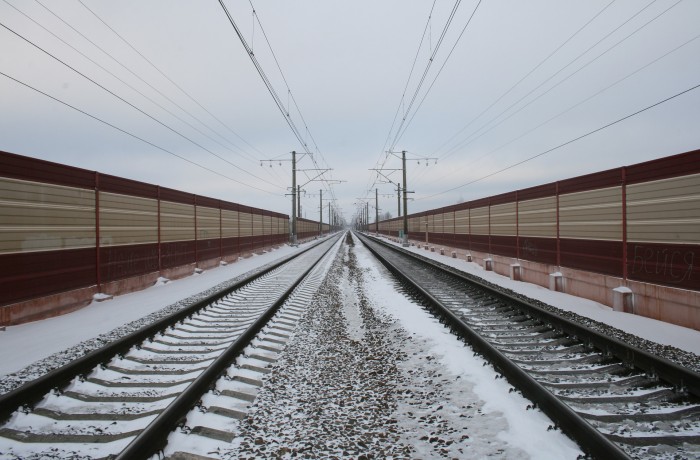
[{"x1": 223, "y1": 232, "x2": 533, "y2": 459}]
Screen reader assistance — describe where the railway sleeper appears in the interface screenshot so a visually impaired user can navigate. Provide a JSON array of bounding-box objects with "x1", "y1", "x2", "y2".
[
  {"x1": 30, "y1": 406, "x2": 162, "y2": 421},
  {"x1": 541, "y1": 374, "x2": 646, "y2": 389},
  {"x1": 489, "y1": 336, "x2": 584, "y2": 348},
  {"x1": 558, "y1": 387, "x2": 678, "y2": 404},
  {"x1": 86, "y1": 377, "x2": 197, "y2": 388},
  {"x1": 139, "y1": 346, "x2": 227, "y2": 355},
  {"x1": 580, "y1": 405, "x2": 700, "y2": 423},
  {"x1": 106, "y1": 364, "x2": 210, "y2": 376},
  {"x1": 0, "y1": 427, "x2": 142, "y2": 443}
]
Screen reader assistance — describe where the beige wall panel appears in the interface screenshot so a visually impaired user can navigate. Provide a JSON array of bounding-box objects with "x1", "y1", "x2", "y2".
[
  {"x1": 0, "y1": 178, "x2": 95, "y2": 253},
  {"x1": 559, "y1": 187, "x2": 621, "y2": 240},
  {"x1": 627, "y1": 175, "x2": 700, "y2": 244},
  {"x1": 435, "y1": 214, "x2": 442, "y2": 233},
  {"x1": 443, "y1": 212, "x2": 454, "y2": 232},
  {"x1": 239, "y1": 212, "x2": 252, "y2": 237},
  {"x1": 454, "y1": 209, "x2": 469, "y2": 234},
  {"x1": 224, "y1": 211, "x2": 240, "y2": 238},
  {"x1": 627, "y1": 173, "x2": 700, "y2": 202},
  {"x1": 0, "y1": 177, "x2": 94, "y2": 208},
  {"x1": 409, "y1": 216, "x2": 420, "y2": 233},
  {"x1": 470, "y1": 206, "x2": 489, "y2": 235},
  {"x1": 196, "y1": 206, "x2": 220, "y2": 240},
  {"x1": 99, "y1": 193, "x2": 157, "y2": 246},
  {"x1": 160, "y1": 201, "x2": 194, "y2": 242},
  {"x1": 221, "y1": 210, "x2": 239, "y2": 238},
  {"x1": 518, "y1": 197, "x2": 556, "y2": 238},
  {"x1": 263, "y1": 216, "x2": 272, "y2": 236},
  {"x1": 490, "y1": 203, "x2": 516, "y2": 236},
  {"x1": 252, "y1": 214, "x2": 263, "y2": 236}
]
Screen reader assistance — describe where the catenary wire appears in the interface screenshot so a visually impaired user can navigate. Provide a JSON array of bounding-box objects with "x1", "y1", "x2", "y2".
[
  {"x1": 410, "y1": 0, "x2": 652, "y2": 187},
  {"x1": 11, "y1": 0, "x2": 279, "y2": 184},
  {"x1": 77, "y1": 0, "x2": 270, "y2": 164},
  {"x1": 0, "y1": 70, "x2": 279, "y2": 195},
  {"x1": 0, "y1": 18, "x2": 284, "y2": 189},
  {"x1": 391, "y1": 0, "x2": 483, "y2": 148},
  {"x1": 419, "y1": 81, "x2": 700, "y2": 200},
  {"x1": 438, "y1": 0, "x2": 679, "y2": 163},
  {"x1": 421, "y1": 30, "x2": 700, "y2": 190},
  {"x1": 428, "y1": 0, "x2": 618, "y2": 160}
]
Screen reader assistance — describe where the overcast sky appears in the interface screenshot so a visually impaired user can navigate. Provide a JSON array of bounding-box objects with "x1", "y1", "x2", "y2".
[{"x1": 2, "y1": 0, "x2": 699, "y2": 223}]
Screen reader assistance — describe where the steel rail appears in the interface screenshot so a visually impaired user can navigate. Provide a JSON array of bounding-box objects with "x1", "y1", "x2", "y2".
[
  {"x1": 116, "y1": 234, "x2": 341, "y2": 459},
  {"x1": 357, "y1": 232, "x2": 635, "y2": 460},
  {"x1": 0, "y1": 236, "x2": 333, "y2": 423},
  {"x1": 361, "y1": 234, "x2": 700, "y2": 398}
]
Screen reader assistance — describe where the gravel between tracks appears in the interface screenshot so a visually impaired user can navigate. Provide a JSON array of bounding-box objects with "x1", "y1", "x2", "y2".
[{"x1": 222, "y1": 233, "x2": 552, "y2": 459}]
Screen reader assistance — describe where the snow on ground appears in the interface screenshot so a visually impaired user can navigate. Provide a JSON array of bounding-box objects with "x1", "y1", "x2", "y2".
[
  {"x1": 222, "y1": 232, "x2": 582, "y2": 458},
  {"x1": 354, "y1": 235, "x2": 582, "y2": 459},
  {"x1": 379, "y1": 235, "x2": 700, "y2": 356},
  {"x1": 0, "y1": 241, "x2": 310, "y2": 379}
]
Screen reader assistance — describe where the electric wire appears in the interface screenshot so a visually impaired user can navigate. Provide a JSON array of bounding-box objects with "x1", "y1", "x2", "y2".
[
  {"x1": 429, "y1": 0, "x2": 618, "y2": 159},
  {"x1": 77, "y1": 0, "x2": 269, "y2": 165},
  {"x1": 422, "y1": 30, "x2": 700, "y2": 190},
  {"x1": 388, "y1": 0, "x2": 463, "y2": 152},
  {"x1": 391, "y1": 0, "x2": 483, "y2": 148},
  {"x1": 411, "y1": 0, "x2": 648, "y2": 187},
  {"x1": 368, "y1": 0, "x2": 461, "y2": 201},
  {"x1": 420, "y1": 81, "x2": 700, "y2": 200},
  {"x1": 73, "y1": 0, "x2": 286, "y2": 185},
  {"x1": 439, "y1": 0, "x2": 679, "y2": 163},
  {"x1": 411, "y1": 0, "x2": 678, "y2": 191},
  {"x1": 217, "y1": 0, "x2": 309, "y2": 156},
  {"x1": 13, "y1": 0, "x2": 275, "y2": 183},
  {"x1": 0, "y1": 70, "x2": 278, "y2": 194},
  {"x1": 228, "y1": 0, "x2": 338, "y2": 206},
  {"x1": 371, "y1": 0, "x2": 437, "y2": 180},
  {"x1": 0, "y1": 18, "x2": 283, "y2": 190}
]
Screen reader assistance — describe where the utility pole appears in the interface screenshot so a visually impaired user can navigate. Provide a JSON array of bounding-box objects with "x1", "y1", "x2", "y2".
[
  {"x1": 397, "y1": 182, "x2": 402, "y2": 217},
  {"x1": 375, "y1": 188, "x2": 379, "y2": 235},
  {"x1": 319, "y1": 190, "x2": 323, "y2": 236},
  {"x1": 297, "y1": 185, "x2": 302, "y2": 218},
  {"x1": 328, "y1": 202, "x2": 331, "y2": 233},
  {"x1": 402, "y1": 150, "x2": 408, "y2": 245},
  {"x1": 291, "y1": 151, "x2": 297, "y2": 245},
  {"x1": 366, "y1": 202, "x2": 369, "y2": 232}
]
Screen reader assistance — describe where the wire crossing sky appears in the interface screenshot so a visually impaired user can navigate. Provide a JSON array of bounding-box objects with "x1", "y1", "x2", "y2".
[{"x1": 1, "y1": 0, "x2": 698, "y2": 222}]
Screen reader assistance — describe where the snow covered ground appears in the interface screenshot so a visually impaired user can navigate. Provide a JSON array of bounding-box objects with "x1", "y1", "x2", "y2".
[
  {"x1": 1, "y1": 230, "x2": 698, "y2": 458},
  {"x1": 378, "y1": 234, "x2": 700, "y2": 357},
  {"x1": 219, "y1": 231, "x2": 582, "y2": 458},
  {"x1": 0, "y1": 241, "x2": 308, "y2": 380}
]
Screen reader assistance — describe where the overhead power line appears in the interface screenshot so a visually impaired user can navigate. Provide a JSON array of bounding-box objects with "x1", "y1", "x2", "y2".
[
  {"x1": 0, "y1": 19, "x2": 282, "y2": 189},
  {"x1": 219, "y1": 0, "x2": 339, "y2": 204},
  {"x1": 421, "y1": 81, "x2": 700, "y2": 200},
  {"x1": 438, "y1": 0, "x2": 679, "y2": 163},
  {"x1": 77, "y1": 0, "x2": 269, "y2": 165},
  {"x1": 0, "y1": 70, "x2": 278, "y2": 194}
]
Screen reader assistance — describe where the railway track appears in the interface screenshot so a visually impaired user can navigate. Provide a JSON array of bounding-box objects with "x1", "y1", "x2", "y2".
[
  {"x1": 0, "y1": 234, "x2": 342, "y2": 460},
  {"x1": 356, "y1": 232, "x2": 700, "y2": 460}
]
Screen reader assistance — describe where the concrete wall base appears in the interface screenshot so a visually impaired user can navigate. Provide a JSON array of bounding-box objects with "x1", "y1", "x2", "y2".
[
  {"x1": 510, "y1": 264, "x2": 522, "y2": 282},
  {"x1": 1, "y1": 243, "x2": 285, "y2": 326},
  {"x1": 549, "y1": 272, "x2": 564, "y2": 292},
  {"x1": 613, "y1": 286, "x2": 635, "y2": 313},
  {"x1": 403, "y1": 238, "x2": 700, "y2": 331}
]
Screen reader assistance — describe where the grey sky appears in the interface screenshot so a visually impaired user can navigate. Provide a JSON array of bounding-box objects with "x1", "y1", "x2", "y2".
[{"x1": 1, "y1": 0, "x2": 699, "y2": 223}]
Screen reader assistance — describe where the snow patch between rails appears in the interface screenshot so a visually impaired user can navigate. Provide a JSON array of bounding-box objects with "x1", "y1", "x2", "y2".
[{"x1": 353, "y1": 239, "x2": 583, "y2": 459}]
